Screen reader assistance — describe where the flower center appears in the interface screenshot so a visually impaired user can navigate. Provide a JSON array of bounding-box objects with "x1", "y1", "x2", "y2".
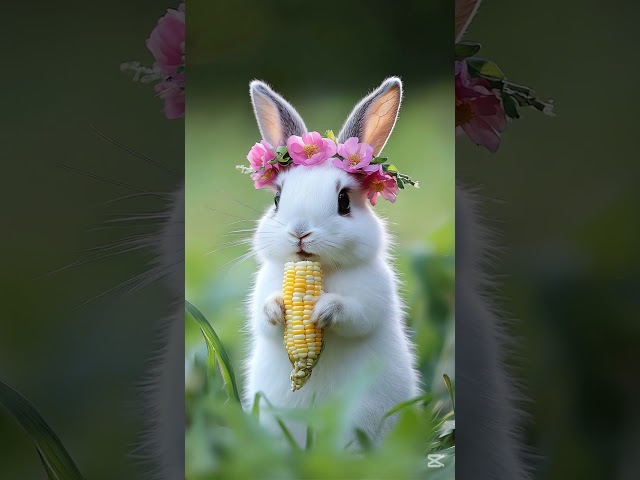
[
  {"x1": 370, "y1": 178, "x2": 385, "y2": 193},
  {"x1": 261, "y1": 169, "x2": 276, "y2": 181},
  {"x1": 348, "y1": 153, "x2": 361, "y2": 166},
  {"x1": 455, "y1": 98, "x2": 475, "y2": 126},
  {"x1": 303, "y1": 144, "x2": 320, "y2": 158}
]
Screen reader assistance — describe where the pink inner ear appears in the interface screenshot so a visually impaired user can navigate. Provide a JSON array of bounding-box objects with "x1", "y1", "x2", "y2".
[
  {"x1": 362, "y1": 86, "x2": 401, "y2": 156},
  {"x1": 253, "y1": 95, "x2": 283, "y2": 146}
]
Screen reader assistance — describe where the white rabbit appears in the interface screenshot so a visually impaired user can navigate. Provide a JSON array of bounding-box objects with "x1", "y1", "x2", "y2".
[{"x1": 243, "y1": 78, "x2": 420, "y2": 449}]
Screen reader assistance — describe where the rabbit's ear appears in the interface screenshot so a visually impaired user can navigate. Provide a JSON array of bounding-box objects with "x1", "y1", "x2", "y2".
[
  {"x1": 337, "y1": 77, "x2": 403, "y2": 157},
  {"x1": 455, "y1": 0, "x2": 482, "y2": 43},
  {"x1": 249, "y1": 80, "x2": 307, "y2": 146}
]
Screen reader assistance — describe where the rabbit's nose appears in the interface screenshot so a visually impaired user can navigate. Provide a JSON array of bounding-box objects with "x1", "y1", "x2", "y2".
[{"x1": 289, "y1": 231, "x2": 312, "y2": 240}]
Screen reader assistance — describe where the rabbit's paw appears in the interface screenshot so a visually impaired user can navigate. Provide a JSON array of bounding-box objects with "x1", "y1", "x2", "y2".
[
  {"x1": 263, "y1": 292, "x2": 286, "y2": 326},
  {"x1": 310, "y1": 293, "x2": 344, "y2": 329}
]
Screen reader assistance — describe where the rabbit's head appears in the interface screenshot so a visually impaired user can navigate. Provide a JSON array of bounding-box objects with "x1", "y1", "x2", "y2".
[{"x1": 249, "y1": 78, "x2": 403, "y2": 270}]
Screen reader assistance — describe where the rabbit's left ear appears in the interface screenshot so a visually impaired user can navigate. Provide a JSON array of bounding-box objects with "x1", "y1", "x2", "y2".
[
  {"x1": 337, "y1": 77, "x2": 403, "y2": 157},
  {"x1": 250, "y1": 80, "x2": 307, "y2": 147}
]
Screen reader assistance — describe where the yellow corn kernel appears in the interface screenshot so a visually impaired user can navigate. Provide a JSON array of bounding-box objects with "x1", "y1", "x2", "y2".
[{"x1": 282, "y1": 260, "x2": 324, "y2": 391}]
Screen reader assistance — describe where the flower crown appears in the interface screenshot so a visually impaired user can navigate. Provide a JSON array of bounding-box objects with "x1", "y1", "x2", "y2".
[
  {"x1": 237, "y1": 130, "x2": 418, "y2": 206},
  {"x1": 455, "y1": 41, "x2": 554, "y2": 152}
]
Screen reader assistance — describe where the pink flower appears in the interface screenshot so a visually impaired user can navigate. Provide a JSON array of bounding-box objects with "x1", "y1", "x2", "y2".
[
  {"x1": 246, "y1": 140, "x2": 277, "y2": 170},
  {"x1": 286, "y1": 132, "x2": 337, "y2": 166},
  {"x1": 363, "y1": 170, "x2": 399, "y2": 206},
  {"x1": 154, "y1": 77, "x2": 184, "y2": 119},
  {"x1": 455, "y1": 60, "x2": 506, "y2": 153},
  {"x1": 246, "y1": 140, "x2": 278, "y2": 188},
  {"x1": 251, "y1": 168, "x2": 278, "y2": 189},
  {"x1": 332, "y1": 137, "x2": 379, "y2": 174},
  {"x1": 146, "y1": 3, "x2": 185, "y2": 76}
]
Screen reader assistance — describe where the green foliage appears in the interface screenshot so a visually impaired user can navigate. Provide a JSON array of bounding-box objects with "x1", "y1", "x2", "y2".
[
  {"x1": 185, "y1": 244, "x2": 455, "y2": 479},
  {"x1": 0, "y1": 379, "x2": 84, "y2": 480},
  {"x1": 186, "y1": 300, "x2": 240, "y2": 404}
]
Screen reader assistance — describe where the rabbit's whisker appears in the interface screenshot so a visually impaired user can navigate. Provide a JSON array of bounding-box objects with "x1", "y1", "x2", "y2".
[{"x1": 90, "y1": 124, "x2": 178, "y2": 176}]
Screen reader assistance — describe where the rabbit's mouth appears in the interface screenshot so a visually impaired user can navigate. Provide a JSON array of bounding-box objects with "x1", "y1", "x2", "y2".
[{"x1": 296, "y1": 249, "x2": 314, "y2": 259}]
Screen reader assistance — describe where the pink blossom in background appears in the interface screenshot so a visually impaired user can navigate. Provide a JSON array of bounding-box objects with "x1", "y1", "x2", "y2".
[
  {"x1": 455, "y1": 60, "x2": 506, "y2": 153},
  {"x1": 333, "y1": 137, "x2": 380, "y2": 174},
  {"x1": 146, "y1": 2, "x2": 185, "y2": 119},
  {"x1": 287, "y1": 132, "x2": 337, "y2": 166},
  {"x1": 363, "y1": 170, "x2": 399, "y2": 206},
  {"x1": 146, "y1": 3, "x2": 185, "y2": 75}
]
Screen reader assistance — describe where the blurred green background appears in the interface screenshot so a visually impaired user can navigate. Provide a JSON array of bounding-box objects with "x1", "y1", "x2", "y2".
[
  {"x1": 185, "y1": 0, "x2": 454, "y2": 478},
  {"x1": 458, "y1": 1, "x2": 640, "y2": 478},
  {"x1": 1, "y1": 1, "x2": 183, "y2": 479}
]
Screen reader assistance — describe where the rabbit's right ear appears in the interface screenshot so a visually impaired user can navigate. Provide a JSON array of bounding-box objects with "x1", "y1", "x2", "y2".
[
  {"x1": 455, "y1": 0, "x2": 482, "y2": 42},
  {"x1": 337, "y1": 77, "x2": 403, "y2": 157},
  {"x1": 249, "y1": 80, "x2": 307, "y2": 146}
]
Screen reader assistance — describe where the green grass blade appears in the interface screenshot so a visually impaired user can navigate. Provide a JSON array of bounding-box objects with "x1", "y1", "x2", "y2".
[
  {"x1": 381, "y1": 393, "x2": 432, "y2": 421},
  {"x1": 251, "y1": 392, "x2": 262, "y2": 419},
  {"x1": 443, "y1": 374, "x2": 455, "y2": 413},
  {"x1": 259, "y1": 392, "x2": 301, "y2": 451},
  {"x1": 305, "y1": 424, "x2": 314, "y2": 451},
  {"x1": 354, "y1": 428, "x2": 373, "y2": 453},
  {"x1": 0, "y1": 379, "x2": 85, "y2": 480},
  {"x1": 185, "y1": 300, "x2": 241, "y2": 404},
  {"x1": 275, "y1": 418, "x2": 300, "y2": 451}
]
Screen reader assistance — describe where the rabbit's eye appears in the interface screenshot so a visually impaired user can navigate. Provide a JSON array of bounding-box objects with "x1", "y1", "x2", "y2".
[
  {"x1": 274, "y1": 192, "x2": 281, "y2": 210},
  {"x1": 337, "y1": 189, "x2": 350, "y2": 216}
]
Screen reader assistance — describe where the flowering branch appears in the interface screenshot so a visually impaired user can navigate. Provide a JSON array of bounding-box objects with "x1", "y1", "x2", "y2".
[{"x1": 455, "y1": 40, "x2": 554, "y2": 152}]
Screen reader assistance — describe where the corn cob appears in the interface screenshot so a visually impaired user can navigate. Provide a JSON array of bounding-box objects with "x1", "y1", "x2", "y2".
[{"x1": 282, "y1": 260, "x2": 324, "y2": 391}]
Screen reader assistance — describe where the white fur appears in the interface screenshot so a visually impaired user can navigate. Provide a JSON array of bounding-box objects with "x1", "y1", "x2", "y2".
[
  {"x1": 139, "y1": 182, "x2": 185, "y2": 480},
  {"x1": 456, "y1": 186, "x2": 530, "y2": 479},
  {"x1": 244, "y1": 163, "x2": 420, "y2": 448}
]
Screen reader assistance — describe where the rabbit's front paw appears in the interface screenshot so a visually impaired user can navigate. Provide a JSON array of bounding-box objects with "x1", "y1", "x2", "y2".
[
  {"x1": 263, "y1": 292, "x2": 286, "y2": 326},
  {"x1": 310, "y1": 293, "x2": 343, "y2": 329}
]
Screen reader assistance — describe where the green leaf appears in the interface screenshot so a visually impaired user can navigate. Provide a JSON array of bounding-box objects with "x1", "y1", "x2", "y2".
[
  {"x1": 275, "y1": 145, "x2": 288, "y2": 154},
  {"x1": 251, "y1": 392, "x2": 262, "y2": 419},
  {"x1": 354, "y1": 428, "x2": 373, "y2": 452},
  {"x1": 185, "y1": 300, "x2": 241, "y2": 404},
  {"x1": 397, "y1": 173, "x2": 419, "y2": 188},
  {"x1": 305, "y1": 424, "x2": 314, "y2": 451},
  {"x1": 0, "y1": 379, "x2": 85, "y2": 480},
  {"x1": 467, "y1": 57, "x2": 506, "y2": 80},
  {"x1": 501, "y1": 92, "x2": 520, "y2": 120},
  {"x1": 370, "y1": 156, "x2": 387, "y2": 165},
  {"x1": 443, "y1": 374, "x2": 455, "y2": 414},
  {"x1": 454, "y1": 41, "x2": 481, "y2": 60},
  {"x1": 381, "y1": 393, "x2": 432, "y2": 422},
  {"x1": 386, "y1": 164, "x2": 398, "y2": 173},
  {"x1": 324, "y1": 130, "x2": 337, "y2": 143},
  {"x1": 257, "y1": 393, "x2": 301, "y2": 451},
  {"x1": 396, "y1": 177, "x2": 405, "y2": 189}
]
